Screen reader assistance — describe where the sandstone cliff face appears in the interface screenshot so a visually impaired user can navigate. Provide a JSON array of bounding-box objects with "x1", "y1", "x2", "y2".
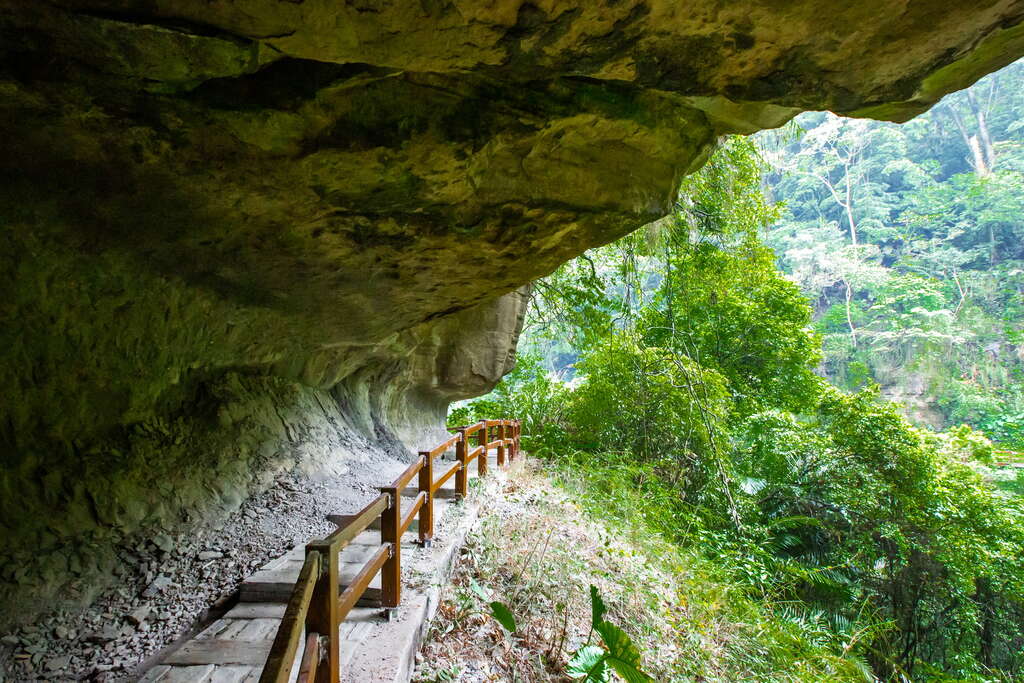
[{"x1": 2, "y1": 0, "x2": 1023, "y2": 624}]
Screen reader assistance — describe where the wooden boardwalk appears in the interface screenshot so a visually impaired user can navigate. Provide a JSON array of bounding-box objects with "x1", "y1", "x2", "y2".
[{"x1": 140, "y1": 454, "x2": 495, "y2": 683}]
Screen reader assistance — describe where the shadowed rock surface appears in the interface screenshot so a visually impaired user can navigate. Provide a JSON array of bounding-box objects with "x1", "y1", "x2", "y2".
[{"x1": 2, "y1": 0, "x2": 1024, "y2": 631}]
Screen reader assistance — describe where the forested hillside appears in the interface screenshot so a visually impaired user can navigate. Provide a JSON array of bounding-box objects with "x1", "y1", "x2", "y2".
[
  {"x1": 761, "y1": 60, "x2": 1024, "y2": 444},
  {"x1": 450, "y1": 60, "x2": 1024, "y2": 681}
]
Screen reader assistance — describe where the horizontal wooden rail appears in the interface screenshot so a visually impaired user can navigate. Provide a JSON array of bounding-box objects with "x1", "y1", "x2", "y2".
[
  {"x1": 322, "y1": 493, "x2": 388, "y2": 550},
  {"x1": 261, "y1": 551, "x2": 322, "y2": 683},
  {"x1": 431, "y1": 460, "x2": 462, "y2": 494},
  {"x1": 400, "y1": 491, "x2": 426, "y2": 535},
  {"x1": 337, "y1": 544, "x2": 390, "y2": 619},
  {"x1": 388, "y1": 456, "x2": 425, "y2": 491},
  {"x1": 425, "y1": 432, "x2": 462, "y2": 458},
  {"x1": 261, "y1": 416, "x2": 522, "y2": 682},
  {"x1": 297, "y1": 632, "x2": 320, "y2": 683}
]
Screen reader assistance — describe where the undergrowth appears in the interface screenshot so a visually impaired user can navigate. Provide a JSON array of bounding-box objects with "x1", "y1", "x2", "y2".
[{"x1": 414, "y1": 462, "x2": 864, "y2": 682}]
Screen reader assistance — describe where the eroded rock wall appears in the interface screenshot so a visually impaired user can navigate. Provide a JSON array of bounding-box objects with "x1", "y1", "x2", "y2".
[
  {"x1": 0, "y1": 291, "x2": 526, "y2": 626},
  {"x1": 2, "y1": 0, "x2": 1024, "y2": 626}
]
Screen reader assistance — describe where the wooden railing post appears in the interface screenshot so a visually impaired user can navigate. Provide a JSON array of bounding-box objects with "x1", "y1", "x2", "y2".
[
  {"x1": 477, "y1": 423, "x2": 488, "y2": 477},
  {"x1": 261, "y1": 420, "x2": 521, "y2": 681},
  {"x1": 496, "y1": 422, "x2": 506, "y2": 468},
  {"x1": 417, "y1": 453, "x2": 433, "y2": 545},
  {"x1": 379, "y1": 488, "x2": 401, "y2": 614},
  {"x1": 303, "y1": 545, "x2": 339, "y2": 683},
  {"x1": 506, "y1": 420, "x2": 514, "y2": 462},
  {"x1": 455, "y1": 431, "x2": 468, "y2": 497}
]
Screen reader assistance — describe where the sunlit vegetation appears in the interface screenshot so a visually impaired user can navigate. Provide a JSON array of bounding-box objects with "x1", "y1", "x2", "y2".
[{"x1": 451, "y1": 72, "x2": 1024, "y2": 679}]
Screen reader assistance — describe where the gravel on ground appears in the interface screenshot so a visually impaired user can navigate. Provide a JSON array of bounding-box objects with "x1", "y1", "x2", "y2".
[{"x1": 0, "y1": 450, "x2": 409, "y2": 682}]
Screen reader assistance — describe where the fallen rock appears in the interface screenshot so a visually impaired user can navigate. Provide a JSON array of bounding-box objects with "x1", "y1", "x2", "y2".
[
  {"x1": 142, "y1": 576, "x2": 174, "y2": 598},
  {"x1": 197, "y1": 550, "x2": 223, "y2": 561},
  {"x1": 126, "y1": 607, "x2": 150, "y2": 627},
  {"x1": 46, "y1": 655, "x2": 71, "y2": 672},
  {"x1": 152, "y1": 535, "x2": 174, "y2": 553},
  {"x1": 84, "y1": 626, "x2": 120, "y2": 644}
]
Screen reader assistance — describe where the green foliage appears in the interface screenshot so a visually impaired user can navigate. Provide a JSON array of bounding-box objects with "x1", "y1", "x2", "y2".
[
  {"x1": 762, "y1": 60, "x2": 1024, "y2": 446},
  {"x1": 488, "y1": 601, "x2": 516, "y2": 632},
  {"x1": 568, "y1": 335, "x2": 729, "y2": 463},
  {"x1": 641, "y1": 240, "x2": 822, "y2": 415},
  {"x1": 448, "y1": 352, "x2": 567, "y2": 441},
  {"x1": 453, "y1": 104, "x2": 1024, "y2": 680},
  {"x1": 567, "y1": 586, "x2": 654, "y2": 683}
]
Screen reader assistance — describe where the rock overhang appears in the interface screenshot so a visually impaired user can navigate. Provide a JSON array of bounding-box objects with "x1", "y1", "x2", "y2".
[{"x1": 2, "y1": 0, "x2": 1024, "y2": 630}]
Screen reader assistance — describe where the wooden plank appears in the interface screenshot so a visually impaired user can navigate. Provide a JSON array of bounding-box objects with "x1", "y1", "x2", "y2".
[
  {"x1": 216, "y1": 621, "x2": 252, "y2": 641},
  {"x1": 225, "y1": 603, "x2": 286, "y2": 620},
  {"x1": 209, "y1": 666, "x2": 257, "y2": 683},
  {"x1": 281, "y1": 546, "x2": 306, "y2": 561},
  {"x1": 248, "y1": 559, "x2": 305, "y2": 582},
  {"x1": 236, "y1": 618, "x2": 280, "y2": 641},
  {"x1": 426, "y1": 433, "x2": 461, "y2": 458},
  {"x1": 379, "y1": 489, "x2": 401, "y2": 609},
  {"x1": 418, "y1": 450, "x2": 434, "y2": 543},
  {"x1": 156, "y1": 665, "x2": 217, "y2": 682},
  {"x1": 386, "y1": 457, "x2": 424, "y2": 492},
  {"x1": 165, "y1": 641, "x2": 272, "y2": 666},
  {"x1": 304, "y1": 535, "x2": 339, "y2": 683},
  {"x1": 328, "y1": 513, "x2": 381, "y2": 531},
  {"x1": 243, "y1": 550, "x2": 381, "y2": 598},
  {"x1": 196, "y1": 619, "x2": 232, "y2": 640},
  {"x1": 400, "y1": 485, "x2": 459, "y2": 499},
  {"x1": 327, "y1": 514, "x2": 423, "y2": 533},
  {"x1": 262, "y1": 554, "x2": 293, "y2": 572},
  {"x1": 241, "y1": 581, "x2": 380, "y2": 606},
  {"x1": 320, "y1": 494, "x2": 389, "y2": 552},
  {"x1": 138, "y1": 665, "x2": 171, "y2": 682},
  {"x1": 239, "y1": 582, "x2": 298, "y2": 604},
  {"x1": 297, "y1": 633, "x2": 320, "y2": 683}
]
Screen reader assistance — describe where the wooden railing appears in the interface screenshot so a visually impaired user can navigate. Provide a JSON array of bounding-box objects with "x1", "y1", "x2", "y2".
[{"x1": 260, "y1": 418, "x2": 521, "y2": 683}]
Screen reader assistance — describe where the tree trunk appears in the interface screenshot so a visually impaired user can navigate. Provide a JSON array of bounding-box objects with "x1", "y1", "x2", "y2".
[
  {"x1": 975, "y1": 577, "x2": 995, "y2": 669},
  {"x1": 844, "y1": 161, "x2": 859, "y2": 248},
  {"x1": 844, "y1": 277, "x2": 858, "y2": 348},
  {"x1": 967, "y1": 89, "x2": 997, "y2": 171},
  {"x1": 948, "y1": 103, "x2": 990, "y2": 176}
]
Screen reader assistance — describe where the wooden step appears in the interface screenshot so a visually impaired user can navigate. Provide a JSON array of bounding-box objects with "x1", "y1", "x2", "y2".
[
  {"x1": 164, "y1": 641, "x2": 272, "y2": 666},
  {"x1": 327, "y1": 513, "x2": 417, "y2": 532},
  {"x1": 240, "y1": 538, "x2": 387, "y2": 604},
  {"x1": 400, "y1": 485, "x2": 461, "y2": 499}
]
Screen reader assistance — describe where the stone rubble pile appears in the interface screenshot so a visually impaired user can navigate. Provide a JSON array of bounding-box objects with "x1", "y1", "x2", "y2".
[{"x1": 0, "y1": 452, "x2": 395, "y2": 682}]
